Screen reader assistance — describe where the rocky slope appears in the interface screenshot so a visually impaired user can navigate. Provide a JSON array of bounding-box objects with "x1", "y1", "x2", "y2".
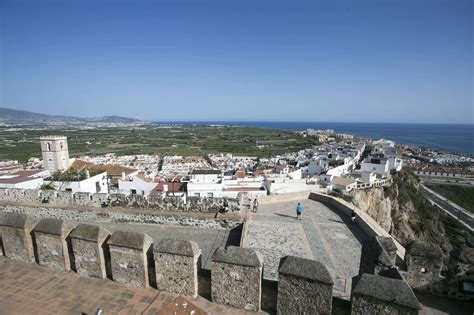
[{"x1": 349, "y1": 169, "x2": 473, "y2": 288}]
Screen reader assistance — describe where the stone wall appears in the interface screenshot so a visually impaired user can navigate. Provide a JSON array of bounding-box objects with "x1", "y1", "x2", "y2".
[
  {"x1": 0, "y1": 188, "x2": 240, "y2": 213},
  {"x1": 0, "y1": 204, "x2": 241, "y2": 230},
  {"x1": 0, "y1": 213, "x2": 430, "y2": 313}
]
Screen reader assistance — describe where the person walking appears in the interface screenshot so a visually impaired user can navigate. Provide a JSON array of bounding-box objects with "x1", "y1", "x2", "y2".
[
  {"x1": 351, "y1": 210, "x2": 356, "y2": 223},
  {"x1": 296, "y1": 202, "x2": 303, "y2": 220},
  {"x1": 252, "y1": 198, "x2": 259, "y2": 213}
]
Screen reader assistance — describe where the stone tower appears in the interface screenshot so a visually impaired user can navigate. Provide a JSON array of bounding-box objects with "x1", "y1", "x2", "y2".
[{"x1": 40, "y1": 136, "x2": 70, "y2": 173}]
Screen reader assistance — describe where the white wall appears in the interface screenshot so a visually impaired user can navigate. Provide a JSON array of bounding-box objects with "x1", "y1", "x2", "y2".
[
  {"x1": 52, "y1": 172, "x2": 108, "y2": 193},
  {"x1": 118, "y1": 176, "x2": 158, "y2": 195}
]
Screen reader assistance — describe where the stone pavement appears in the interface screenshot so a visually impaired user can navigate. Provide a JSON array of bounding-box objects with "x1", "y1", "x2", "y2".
[
  {"x1": 244, "y1": 199, "x2": 369, "y2": 299},
  {"x1": 0, "y1": 257, "x2": 267, "y2": 315}
]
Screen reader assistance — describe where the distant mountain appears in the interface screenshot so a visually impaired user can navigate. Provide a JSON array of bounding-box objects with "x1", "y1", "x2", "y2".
[{"x1": 0, "y1": 107, "x2": 142, "y2": 125}]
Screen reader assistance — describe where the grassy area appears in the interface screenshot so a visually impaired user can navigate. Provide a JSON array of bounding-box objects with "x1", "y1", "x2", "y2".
[
  {"x1": 0, "y1": 124, "x2": 318, "y2": 162},
  {"x1": 426, "y1": 184, "x2": 474, "y2": 213}
]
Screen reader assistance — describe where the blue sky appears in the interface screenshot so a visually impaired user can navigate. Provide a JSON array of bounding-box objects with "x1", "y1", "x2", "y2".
[{"x1": 1, "y1": 0, "x2": 472, "y2": 123}]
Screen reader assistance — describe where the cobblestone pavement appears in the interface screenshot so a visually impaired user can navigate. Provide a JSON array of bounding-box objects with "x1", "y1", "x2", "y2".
[
  {"x1": 245, "y1": 199, "x2": 369, "y2": 299},
  {"x1": 0, "y1": 257, "x2": 266, "y2": 315}
]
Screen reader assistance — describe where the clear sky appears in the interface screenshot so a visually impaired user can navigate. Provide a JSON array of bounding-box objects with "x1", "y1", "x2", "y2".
[{"x1": 1, "y1": 0, "x2": 472, "y2": 123}]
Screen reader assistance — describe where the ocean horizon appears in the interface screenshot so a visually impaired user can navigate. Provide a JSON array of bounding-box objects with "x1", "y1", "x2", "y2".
[{"x1": 152, "y1": 121, "x2": 474, "y2": 155}]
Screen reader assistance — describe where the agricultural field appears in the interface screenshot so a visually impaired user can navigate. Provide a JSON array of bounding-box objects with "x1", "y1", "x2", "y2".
[{"x1": 0, "y1": 124, "x2": 318, "y2": 162}]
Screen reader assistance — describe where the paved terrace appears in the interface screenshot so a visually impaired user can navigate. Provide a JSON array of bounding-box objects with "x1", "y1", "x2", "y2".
[{"x1": 243, "y1": 199, "x2": 369, "y2": 299}]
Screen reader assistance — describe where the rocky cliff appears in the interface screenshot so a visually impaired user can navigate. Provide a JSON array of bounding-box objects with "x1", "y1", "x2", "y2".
[
  {"x1": 349, "y1": 169, "x2": 473, "y2": 298},
  {"x1": 350, "y1": 169, "x2": 451, "y2": 254}
]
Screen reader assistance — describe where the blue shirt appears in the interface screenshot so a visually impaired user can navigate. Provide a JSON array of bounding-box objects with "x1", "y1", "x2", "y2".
[{"x1": 296, "y1": 204, "x2": 303, "y2": 213}]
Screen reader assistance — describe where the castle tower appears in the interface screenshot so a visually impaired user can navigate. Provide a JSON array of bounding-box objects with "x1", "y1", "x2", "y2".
[{"x1": 40, "y1": 136, "x2": 70, "y2": 173}]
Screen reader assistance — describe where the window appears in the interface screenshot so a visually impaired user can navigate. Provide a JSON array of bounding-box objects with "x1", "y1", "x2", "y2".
[
  {"x1": 207, "y1": 193, "x2": 213, "y2": 198},
  {"x1": 194, "y1": 193, "x2": 200, "y2": 197},
  {"x1": 60, "y1": 142, "x2": 64, "y2": 149},
  {"x1": 95, "y1": 181, "x2": 100, "y2": 193},
  {"x1": 131, "y1": 189, "x2": 137, "y2": 195},
  {"x1": 47, "y1": 142, "x2": 51, "y2": 151}
]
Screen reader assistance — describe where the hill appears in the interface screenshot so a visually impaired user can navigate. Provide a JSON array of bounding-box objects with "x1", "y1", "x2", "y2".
[{"x1": 0, "y1": 107, "x2": 141, "y2": 125}]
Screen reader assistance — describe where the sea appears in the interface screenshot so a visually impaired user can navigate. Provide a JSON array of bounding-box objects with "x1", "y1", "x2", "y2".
[{"x1": 153, "y1": 121, "x2": 474, "y2": 155}]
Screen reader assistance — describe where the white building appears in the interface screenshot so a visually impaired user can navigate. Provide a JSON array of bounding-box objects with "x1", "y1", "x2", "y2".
[
  {"x1": 50, "y1": 171, "x2": 108, "y2": 193},
  {"x1": 40, "y1": 136, "x2": 71, "y2": 173},
  {"x1": 0, "y1": 170, "x2": 46, "y2": 189},
  {"x1": 331, "y1": 176, "x2": 357, "y2": 192},
  {"x1": 360, "y1": 157, "x2": 390, "y2": 177},
  {"x1": 118, "y1": 173, "x2": 160, "y2": 195}
]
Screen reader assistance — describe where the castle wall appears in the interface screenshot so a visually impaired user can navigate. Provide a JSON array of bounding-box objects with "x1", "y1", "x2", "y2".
[
  {"x1": 0, "y1": 188, "x2": 240, "y2": 213},
  {"x1": 0, "y1": 212, "x2": 430, "y2": 313}
]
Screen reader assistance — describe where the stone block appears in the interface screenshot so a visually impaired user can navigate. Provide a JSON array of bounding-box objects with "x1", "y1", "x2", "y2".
[
  {"x1": 40, "y1": 190, "x2": 58, "y2": 203},
  {"x1": 6, "y1": 188, "x2": 25, "y2": 201},
  {"x1": 211, "y1": 246, "x2": 263, "y2": 311},
  {"x1": 359, "y1": 236, "x2": 397, "y2": 276},
  {"x1": 32, "y1": 218, "x2": 74, "y2": 270},
  {"x1": 404, "y1": 241, "x2": 443, "y2": 288},
  {"x1": 91, "y1": 193, "x2": 109, "y2": 207},
  {"x1": 69, "y1": 224, "x2": 111, "y2": 278},
  {"x1": 108, "y1": 193, "x2": 127, "y2": 207},
  {"x1": 74, "y1": 192, "x2": 92, "y2": 206},
  {"x1": 108, "y1": 230, "x2": 153, "y2": 288},
  {"x1": 56, "y1": 191, "x2": 74, "y2": 205},
  {"x1": 0, "y1": 188, "x2": 7, "y2": 199},
  {"x1": 277, "y1": 256, "x2": 334, "y2": 315},
  {"x1": 23, "y1": 189, "x2": 41, "y2": 203},
  {"x1": 154, "y1": 238, "x2": 201, "y2": 297},
  {"x1": 0, "y1": 212, "x2": 38, "y2": 261},
  {"x1": 126, "y1": 194, "x2": 149, "y2": 207},
  {"x1": 351, "y1": 273, "x2": 421, "y2": 315}
]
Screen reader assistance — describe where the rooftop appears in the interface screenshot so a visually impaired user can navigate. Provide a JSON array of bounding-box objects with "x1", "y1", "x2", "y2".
[{"x1": 0, "y1": 170, "x2": 44, "y2": 184}]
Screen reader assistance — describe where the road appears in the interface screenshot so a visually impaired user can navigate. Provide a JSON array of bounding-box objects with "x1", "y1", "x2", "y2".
[{"x1": 420, "y1": 185, "x2": 474, "y2": 231}]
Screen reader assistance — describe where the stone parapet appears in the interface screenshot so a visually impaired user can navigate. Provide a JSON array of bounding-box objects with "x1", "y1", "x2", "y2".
[
  {"x1": 69, "y1": 224, "x2": 111, "y2": 278},
  {"x1": 277, "y1": 255, "x2": 334, "y2": 315},
  {"x1": 108, "y1": 231, "x2": 153, "y2": 288},
  {"x1": 23, "y1": 189, "x2": 41, "y2": 203},
  {"x1": 0, "y1": 212, "x2": 38, "y2": 261},
  {"x1": 351, "y1": 273, "x2": 421, "y2": 315},
  {"x1": 211, "y1": 246, "x2": 263, "y2": 311},
  {"x1": 154, "y1": 238, "x2": 201, "y2": 297},
  {"x1": 32, "y1": 218, "x2": 73, "y2": 270}
]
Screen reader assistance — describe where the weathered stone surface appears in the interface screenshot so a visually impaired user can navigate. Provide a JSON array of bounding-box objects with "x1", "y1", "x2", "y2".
[
  {"x1": 351, "y1": 273, "x2": 421, "y2": 315},
  {"x1": 155, "y1": 238, "x2": 201, "y2": 257},
  {"x1": 277, "y1": 256, "x2": 333, "y2": 315},
  {"x1": 212, "y1": 246, "x2": 263, "y2": 267},
  {"x1": 211, "y1": 246, "x2": 263, "y2": 311},
  {"x1": 0, "y1": 204, "x2": 241, "y2": 230},
  {"x1": 155, "y1": 239, "x2": 201, "y2": 297},
  {"x1": 0, "y1": 212, "x2": 38, "y2": 261},
  {"x1": 70, "y1": 224, "x2": 110, "y2": 278},
  {"x1": 404, "y1": 241, "x2": 443, "y2": 288},
  {"x1": 0, "y1": 188, "x2": 241, "y2": 212},
  {"x1": 74, "y1": 192, "x2": 92, "y2": 206},
  {"x1": 40, "y1": 190, "x2": 58, "y2": 203},
  {"x1": 108, "y1": 231, "x2": 153, "y2": 288},
  {"x1": 23, "y1": 189, "x2": 40, "y2": 203},
  {"x1": 33, "y1": 218, "x2": 73, "y2": 270},
  {"x1": 6, "y1": 188, "x2": 25, "y2": 201},
  {"x1": 55, "y1": 191, "x2": 74, "y2": 205}
]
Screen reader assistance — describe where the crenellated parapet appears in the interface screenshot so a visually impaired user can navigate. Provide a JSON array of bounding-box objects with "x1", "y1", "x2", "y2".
[
  {"x1": 0, "y1": 213, "x2": 430, "y2": 313},
  {"x1": 0, "y1": 188, "x2": 240, "y2": 213}
]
